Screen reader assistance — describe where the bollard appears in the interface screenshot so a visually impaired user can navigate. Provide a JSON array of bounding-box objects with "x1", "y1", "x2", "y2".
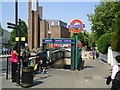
[{"x1": 21, "y1": 66, "x2": 34, "y2": 88}]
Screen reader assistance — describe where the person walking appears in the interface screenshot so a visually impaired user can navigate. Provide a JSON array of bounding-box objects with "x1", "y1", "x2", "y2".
[
  {"x1": 10, "y1": 45, "x2": 18, "y2": 82},
  {"x1": 92, "y1": 50, "x2": 95, "y2": 59},
  {"x1": 22, "y1": 48, "x2": 31, "y2": 67},
  {"x1": 111, "y1": 55, "x2": 120, "y2": 90}
]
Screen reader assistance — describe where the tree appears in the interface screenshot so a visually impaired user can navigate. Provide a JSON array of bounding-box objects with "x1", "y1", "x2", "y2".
[
  {"x1": 72, "y1": 30, "x2": 91, "y2": 49},
  {"x1": 111, "y1": 16, "x2": 120, "y2": 52},
  {"x1": 89, "y1": 32, "x2": 97, "y2": 49},
  {"x1": 88, "y1": 2, "x2": 120, "y2": 40},
  {"x1": 9, "y1": 20, "x2": 28, "y2": 48}
]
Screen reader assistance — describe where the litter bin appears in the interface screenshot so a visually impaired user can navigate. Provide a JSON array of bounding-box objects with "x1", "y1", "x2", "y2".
[{"x1": 21, "y1": 66, "x2": 34, "y2": 88}]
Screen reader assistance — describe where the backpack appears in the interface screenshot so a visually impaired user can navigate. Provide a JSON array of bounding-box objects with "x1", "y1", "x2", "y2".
[{"x1": 115, "y1": 65, "x2": 120, "y2": 81}]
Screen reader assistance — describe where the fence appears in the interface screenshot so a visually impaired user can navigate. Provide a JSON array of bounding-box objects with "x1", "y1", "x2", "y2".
[
  {"x1": 99, "y1": 53, "x2": 108, "y2": 63},
  {"x1": 49, "y1": 49, "x2": 65, "y2": 61},
  {"x1": 0, "y1": 55, "x2": 36, "y2": 80}
]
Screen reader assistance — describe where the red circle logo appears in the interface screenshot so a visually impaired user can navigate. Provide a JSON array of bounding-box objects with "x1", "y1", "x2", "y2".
[{"x1": 69, "y1": 19, "x2": 84, "y2": 33}]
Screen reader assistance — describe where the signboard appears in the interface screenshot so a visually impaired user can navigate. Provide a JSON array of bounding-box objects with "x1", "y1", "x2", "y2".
[
  {"x1": 43, "y1": 39, "x2": 53, "y2": 43},
  {"x1": 68, "y1": 19, "x2": 85, "y2": 33},
  {"x1": 52, "y1": 44, "x2": 71, "y2": 48},
  {"x1": 43, "y1": 39, "x2": 74, "y2": 43},
  {"x1": 15, "y1": 37, "x2": 25, "y2": 41},
  {"x1": 78, "y1": 40, "x2": 82, "y2": 47},
  {"x1": 52, "y1": 41, "x2": 82, "y2": 48}
]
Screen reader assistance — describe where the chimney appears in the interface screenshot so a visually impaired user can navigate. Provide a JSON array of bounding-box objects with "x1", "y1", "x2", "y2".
[{"x1": 38, "y1": 6, "x2": 42, "y2": 21}]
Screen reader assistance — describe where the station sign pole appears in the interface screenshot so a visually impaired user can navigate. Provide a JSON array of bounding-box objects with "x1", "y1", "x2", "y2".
[{"x1": 68, "y1": 19, "x2": 85, "y2": 70}]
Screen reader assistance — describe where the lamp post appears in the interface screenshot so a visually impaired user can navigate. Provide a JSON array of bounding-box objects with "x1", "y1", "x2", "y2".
[
  {"x1": 7, "y1": 0, "x2": 21, "y2": 86},
  {"x1": 15, "y1": 0, "x2": 18, "y2": 37},
  {"x1": 16, "y1": 19, "x2": 21, "y2": 86}
]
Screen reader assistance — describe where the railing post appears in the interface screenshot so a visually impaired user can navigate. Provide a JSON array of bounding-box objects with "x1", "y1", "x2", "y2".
[{"x1": 6, "y1": 57, "x2": 9, "y2": 80}]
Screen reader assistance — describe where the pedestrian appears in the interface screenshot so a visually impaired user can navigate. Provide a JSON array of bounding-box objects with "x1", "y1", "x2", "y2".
[
  {"x1": 10, "y1": 45, "x2": 18, "y2": 82},
  {"x1": 22, "y1": 48, "x2": 31, "y2": 67},
  {"x1": 88, "y1": 52, "x2": 92, "y2": 60},
  {"x1": 92, "y1": 50, "x2": 95, "y2": 59},
  {"x1": 96, "y1": 51, "x2": 99, "y2": 58},
  {"x1": 111, "y1": 55, "x2": 120, "y2": 90},
  {"x1": 34, "y1": 51, "x2": 48, "y2": 74},
  {"x1": 41, "y1": 50, "x2": 47, "y2": 74},
  {"x1": 34, "y1": 48, "x2": 38, "y2": 54},
  {"x1": 34, "y1": 51, "x2": 44, "y2": 74},
  {"x1": 2, "y1": 49, "x2": 4, "y2": 55}
]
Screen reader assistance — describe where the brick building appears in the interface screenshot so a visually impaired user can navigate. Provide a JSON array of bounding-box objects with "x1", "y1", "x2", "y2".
[{"x1": 28, "y1": 1, "x2": 70, "y2": 49}]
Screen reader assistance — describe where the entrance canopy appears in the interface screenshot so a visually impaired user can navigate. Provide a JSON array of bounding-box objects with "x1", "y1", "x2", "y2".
[{"x1": 42, "y1": 38, "x2": 82, "y2": 70}]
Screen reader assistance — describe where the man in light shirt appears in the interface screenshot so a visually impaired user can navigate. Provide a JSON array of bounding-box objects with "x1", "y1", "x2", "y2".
[{"x1": 111, "y1": 55, "x2": 120, "y2": 90}]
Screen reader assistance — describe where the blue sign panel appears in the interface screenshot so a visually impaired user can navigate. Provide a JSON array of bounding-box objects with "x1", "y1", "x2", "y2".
[
  {"x1": 43, "y1": 39, "x2": 53, "y2": 42},
  {"x1": 43, "y1": 39, "x2": 74, "y2": 43},
  {"x1": 63, "y1": 39, "x2": 74, "y2": 42},
  {"x1": 68, "y1": 24, "x2": 85, "y2": 28},
  {"x1": 54, "y1": 39, "x2": 63, "y2": 42}
]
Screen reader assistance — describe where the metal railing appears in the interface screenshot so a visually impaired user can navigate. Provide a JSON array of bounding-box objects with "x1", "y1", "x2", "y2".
[
  {"x1": 49, "y1": 49, "x2": 65, "y2": 61},
  {"x1": 0, "y1": 55, "x2": 36, "y2": 80},
  {"x1": 99, "y1": 53, "x2": 108, "y2": 63}
]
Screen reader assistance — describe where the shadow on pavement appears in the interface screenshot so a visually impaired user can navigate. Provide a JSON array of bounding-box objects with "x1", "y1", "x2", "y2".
[
  {"x1": 84, "y1": 66, "x2": 94, "y2": 69},
  {"x1": 34, "y1": 75, "x2": 51, "y2": 81},
  {"x1": 33, "y1": 81, "x2": 43, "y2": 86}
]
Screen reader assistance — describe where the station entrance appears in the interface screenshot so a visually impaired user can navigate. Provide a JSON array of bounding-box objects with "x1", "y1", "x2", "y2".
[{"x1": 42, "y1": 38, "x2": 82, "y2": 70}]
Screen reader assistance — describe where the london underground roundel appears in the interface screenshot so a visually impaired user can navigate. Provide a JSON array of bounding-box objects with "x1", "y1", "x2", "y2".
[{"x1": 68, "y1": 19, "x2": 85, "y2": 33}]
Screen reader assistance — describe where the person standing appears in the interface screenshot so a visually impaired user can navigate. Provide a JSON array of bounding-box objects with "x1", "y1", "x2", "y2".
[
  {"x1": 111, "y1": 55, "x2": 120, "y2": 90},
  {"x1": 10, "y1": 45, "x2": 18, "y2": 82},
  {"x1": 92, "y1": 50, "x2": 95, "y2": 59},
  {"x1": 22, "y1": 48, "x2": 31, "y2": 67}
]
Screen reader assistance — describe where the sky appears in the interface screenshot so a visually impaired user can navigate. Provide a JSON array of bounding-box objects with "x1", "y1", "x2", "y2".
[{"x1": 1, "y1": 1, "x2": 100, "y2": 33}]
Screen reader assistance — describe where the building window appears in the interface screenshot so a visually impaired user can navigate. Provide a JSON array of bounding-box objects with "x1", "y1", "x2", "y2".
[{"x1": 48, "y1": 33, "x2": 51, "y2": 38}]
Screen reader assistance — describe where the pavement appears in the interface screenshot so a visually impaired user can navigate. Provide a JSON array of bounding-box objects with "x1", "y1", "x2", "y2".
[{"x1": 1, "y1": 59, "x2": 112, "y2": 89}]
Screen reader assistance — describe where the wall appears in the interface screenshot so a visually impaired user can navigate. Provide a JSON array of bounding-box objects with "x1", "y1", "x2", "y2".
[
  {"x1": 51, "y1": 26, "x2": 60, "y2": 38},
  {"x1": 108, "y1": 47, "x2": 120, "y2": 66},
  {"x1": 40, "y1": 20, "x2": 48, "y2": 46},
  {"x1": 61, "y1": 26, "x2": 70, "y2": 38}
]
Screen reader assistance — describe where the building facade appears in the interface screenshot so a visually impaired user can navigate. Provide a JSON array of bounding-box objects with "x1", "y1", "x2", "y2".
[
  {"x1": 0, "y1": 29, "x2": 10, "y2": 48},
  {"x1": 28, "y1": 1, "x2": 70, "y2": 49}
]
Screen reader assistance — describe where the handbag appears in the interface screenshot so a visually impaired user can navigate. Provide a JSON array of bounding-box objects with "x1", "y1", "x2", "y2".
[{"x1": 106, "y1": 75, "x2": 112, "y2": 85}]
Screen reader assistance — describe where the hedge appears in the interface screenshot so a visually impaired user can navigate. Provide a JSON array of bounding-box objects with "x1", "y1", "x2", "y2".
[
  {"x1": 97, "y1": 33, "x2": 112, "y2": 54},
  {"x1": 111, "y1": 31, "x2": 120, "y2": 52}
]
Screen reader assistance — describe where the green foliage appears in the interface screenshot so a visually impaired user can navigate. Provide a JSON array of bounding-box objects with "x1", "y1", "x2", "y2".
[
  {"x1": 97, "y1": 33, "x2": 112, "y2": 54},
  {"x1": 88, "y1": 2, "x2": 120, "y2": 40},
  {"x1": 89, "y1": 32, "x2": 97, "y2": 48},
  {"x1": 111, "y1": 31, "x2": 120, "y2": 52},
  {"x1": 111, "y1": 16, "x2": 120, "y2": 52},
  {"x1": 72, "y1": 32, "x2": 84, "y2": 44},
  {"x1": 9, "y1": 20, "x2": 28, "y2": 48},
  {"x1": 72, "y1": 30, "x2": 91, "y2": 49},
  {"x1": 9, "y1": 29, "x2": 16, "y2": 46},
  {"x1": 111, "y1": 16, "x2": 120, "y2": 32}
]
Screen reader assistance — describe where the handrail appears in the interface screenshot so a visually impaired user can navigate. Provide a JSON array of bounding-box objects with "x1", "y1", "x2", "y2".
[
  {"x1": 0, "y1": 55, "x2": 36, "y2": 80},
  {"x1": 0, "y1": 55, "x2": 11, "y2": 79}
]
